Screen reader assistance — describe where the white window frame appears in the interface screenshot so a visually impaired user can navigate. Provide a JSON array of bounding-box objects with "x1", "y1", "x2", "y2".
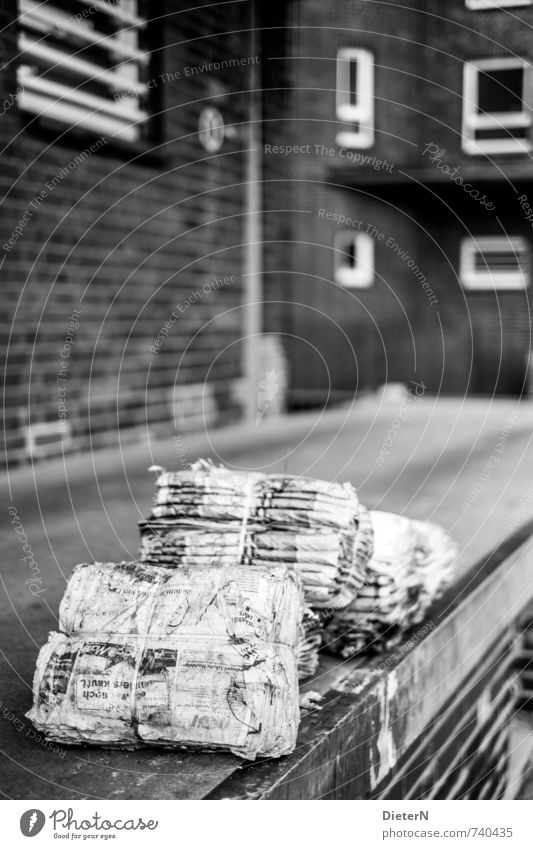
[
  {"x1": 17, "y1": 0, "x2": 149, "y2": 142},
  {"x1": 462, "y1": 57, "x2": 532, "y2": 155},
  {"x1": 334, "y1": 231, "x2": 374, "y2": 288},
  {"x1": 459, "y1": 236, "x2": 529, "y2": 289},
  {"x1": 466, "y1": 1, "x2": 532, "y2": 9},
  {"x1": 336, "y1": 48, "x2": 374, "y2": 149}
]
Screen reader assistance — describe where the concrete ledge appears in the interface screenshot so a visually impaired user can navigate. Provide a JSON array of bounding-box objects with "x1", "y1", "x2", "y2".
[
  {"x1": 207, "y1": 520, "x2": 533, "y2": 799},
  {"x1": 4, "y1": 399, "x2": 533, "y2": 799}
]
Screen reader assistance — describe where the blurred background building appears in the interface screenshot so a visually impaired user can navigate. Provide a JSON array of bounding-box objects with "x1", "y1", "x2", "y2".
[
  {"x1": 280, "y1": 0, "x2": 533, "y2": 406},
  {"x1": 1, "y1": 0, "x2": 532, "y2": 466}
]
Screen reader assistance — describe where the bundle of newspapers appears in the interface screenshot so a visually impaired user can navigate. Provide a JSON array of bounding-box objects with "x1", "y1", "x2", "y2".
[
  {"x1": 26, "y1": 459, "x2": 458, "y2": 757},
  {"x1": 325, "y1": 511, "x2": 457, "y2": 658},
  {"x1": 139, "y1": 461, "x2": 375, "y2": 678},
  {"x1": 27, "y1": 561, "x2": 302, "y2": 760}
]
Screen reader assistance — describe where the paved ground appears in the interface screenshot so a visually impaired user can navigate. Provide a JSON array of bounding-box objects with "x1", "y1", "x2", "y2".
[{"x1": 2, "y1": 393, "x2": 533, "y2": 798}]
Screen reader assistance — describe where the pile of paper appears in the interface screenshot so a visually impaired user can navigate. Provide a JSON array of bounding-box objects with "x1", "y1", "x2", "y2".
[
  {"x1": 141, "y1": 462, "x2": 374, "y2": 613},
  {"x1": 325, "y1": 512, "x2": 415, "y2": 657},
  {"x1": 325, "y1": 512, "x2": 456, "y2": 658},
  {"x1": 138, "y1": 520, "x2": 241, "y2": 567},
  {"x1": 298, "y1": 609, "x2": 326, "y2": 680},
  {"x1": 139, "y1": 518, "x2": 370, "y2": 611},
  {"x1": 27, "y1": 561, "x2": 302, "y2": 760},
  {"x1": 150, "y1": 461, "x2": 361, "y2": 531},
  {"x1": 138, "y1": 462, "x2": 376, "y2": 678}
]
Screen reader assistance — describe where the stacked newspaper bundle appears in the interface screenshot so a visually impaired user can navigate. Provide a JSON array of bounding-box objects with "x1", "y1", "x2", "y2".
[
  {"x1": 150, "y1": 464, "x2": 262, "y2": 524},
  {"x1": 139, "y1": 462, "x2": 375, "y2": 677},
  {"x1": 325, "y1": 512, "x2": 416, "y2": 656},
  {"x1": 325, "y1": 512, "x2": 456, "y2": 658},
  {"x1": 27, "y1": 561, "x2": 302, "y2": 760},
  {"x1": 297, "y1": 609, "x2": 326, "y2": 680},
  {"x1": 141, "y1": 462, "x2": 373, "y2": 611},
  {"x1": 149, "y1": 461, "x2": 360, "y2": 531},
  {"x1": 137, "y1": 517, "x2": 344, "y2": 679}
]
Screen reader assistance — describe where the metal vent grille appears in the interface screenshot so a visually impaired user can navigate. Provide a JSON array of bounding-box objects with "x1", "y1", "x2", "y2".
[
  {"x1": 17, "y1": 0, "x2": 149, "y2": 142},
  {"x1": 460, "y1": 237, "x2": 529, "y2": 290}
]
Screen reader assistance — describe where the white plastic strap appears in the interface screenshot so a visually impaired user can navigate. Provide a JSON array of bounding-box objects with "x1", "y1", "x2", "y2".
[
  {"x1": 130, "y1": 572, "x2": 164, "y2": 729},
  {"x1": 238, "y1": 477, "x2": 256, "y2": 563}
]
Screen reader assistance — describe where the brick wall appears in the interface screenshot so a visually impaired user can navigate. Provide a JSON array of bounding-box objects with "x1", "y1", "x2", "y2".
[{"x1": 1, "y1": 0, "x2": 288, "y2": 465}]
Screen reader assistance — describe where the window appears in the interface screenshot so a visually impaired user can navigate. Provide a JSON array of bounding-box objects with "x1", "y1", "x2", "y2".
[
  {"x1": 336, "y1": 48, "x2": 374, "y2": 149},
  {"x1": 334, "y1": 232, "x2": 374, "y2": 287},
  {"x1": 462, "y1": 58, "x2": 532, "y2": 154},
  {"x1": 459, "y1": 237, "x2": 529, "y2": 289},
  {"x1": 18, "y1": 0, "x2": 150, "y2": 142},
  {"x1": 466, "y1": 1, "x2": 532, "y2": 9}
]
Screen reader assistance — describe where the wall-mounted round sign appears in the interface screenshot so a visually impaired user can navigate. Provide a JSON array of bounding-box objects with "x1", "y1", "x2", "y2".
[{"x1": 198, "y1": 106, "x2": 225, "y2": 152}]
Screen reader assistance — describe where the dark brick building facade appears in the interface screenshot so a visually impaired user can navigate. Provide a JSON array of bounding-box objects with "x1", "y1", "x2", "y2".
[
  {"x1": 268, "y1": 0, "x2": 533, "y2": 404},
  {"x1": 2, "y1": 1, "x2": 532, "y2": 466},
  {"x1": 0, "y1": 0, "x2": 288, "y2": 465}
]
